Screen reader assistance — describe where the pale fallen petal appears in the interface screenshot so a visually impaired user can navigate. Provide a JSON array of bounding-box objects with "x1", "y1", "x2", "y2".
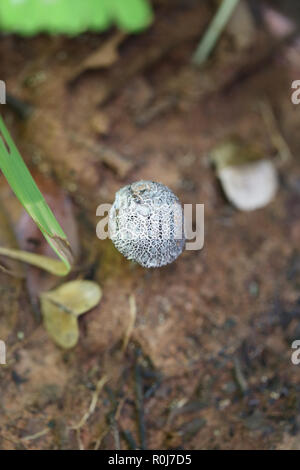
[{"x1": 218, "y1": 159, "x2": 278, "y2": 211}]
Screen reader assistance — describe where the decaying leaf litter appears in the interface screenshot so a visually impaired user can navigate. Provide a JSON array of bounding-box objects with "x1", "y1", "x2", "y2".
[{"x1": 0, "y1": 0, "x2": 300, "y2": 450}]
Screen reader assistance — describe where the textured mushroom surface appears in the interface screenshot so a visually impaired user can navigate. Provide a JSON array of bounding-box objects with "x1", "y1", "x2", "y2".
[{"x1": 109, "y1": 181, "x2": 185, "y2": 267}]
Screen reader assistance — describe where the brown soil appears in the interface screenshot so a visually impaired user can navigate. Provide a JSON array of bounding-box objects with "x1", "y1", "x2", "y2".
[{"x1": 0, "y1": 0, "x2": 300, "y2": 450}]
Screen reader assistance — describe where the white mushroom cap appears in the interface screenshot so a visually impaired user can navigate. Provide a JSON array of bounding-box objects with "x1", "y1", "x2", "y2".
[{"x1": 109, "y1": 181, "x2": 185, "y2": 268}]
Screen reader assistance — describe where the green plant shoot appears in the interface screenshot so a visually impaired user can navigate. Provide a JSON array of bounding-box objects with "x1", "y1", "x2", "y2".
[{"x1": 0, "y1": 115, "x2": 72, "y2": 275}]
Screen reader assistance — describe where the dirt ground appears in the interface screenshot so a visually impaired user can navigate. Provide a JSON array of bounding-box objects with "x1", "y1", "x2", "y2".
[{"x1": 0, "y1": 0, "x2": 300, "y2": 450}]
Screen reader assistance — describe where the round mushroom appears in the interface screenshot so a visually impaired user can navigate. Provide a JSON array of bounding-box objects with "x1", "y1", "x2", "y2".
[{"x1": 109, "y1": 181, "x2": 185, "y2": 268}]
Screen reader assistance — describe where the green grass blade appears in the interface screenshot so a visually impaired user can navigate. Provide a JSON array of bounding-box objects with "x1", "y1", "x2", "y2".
[
  {"x1": 0, "y1": 115, "x2": 72, "y2": 275},
  {"x1": 192, "y1": 0, "x2": 240, "y2": 66}
]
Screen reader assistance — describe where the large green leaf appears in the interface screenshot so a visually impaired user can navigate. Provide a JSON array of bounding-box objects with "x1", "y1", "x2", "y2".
[{"x1": 0, "y1": 0, "x2": 153, "y2": 35}]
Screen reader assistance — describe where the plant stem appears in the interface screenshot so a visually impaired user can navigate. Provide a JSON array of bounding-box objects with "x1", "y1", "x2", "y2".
[{"x1": 192, "y1": 0, "x2": 240, "y2": 66}]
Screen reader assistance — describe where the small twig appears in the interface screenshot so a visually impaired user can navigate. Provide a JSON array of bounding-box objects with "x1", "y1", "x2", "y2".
[
  {"x1": 22, "y1": 428, "x2": 49, "y2": 442},
  {"x1": 233, "y1": 357, "x2": 248, "y2": 395},
  {"x1": 94, "y1": 426, "x2": 109, "y2": 450},
  {"x1": 70, "y1": 375, "x2": 109, "y2": 431},
  {"x1": 135, "y1": 350, "x2": 147, "y2": 450},
  {"x1": 121, "y1": 430, "x2": 138, "y2": 450},
  {"x1": 94, "y1": 397, "x2": 124, "y2": 450},
  {"x1": 109, "y1": 398, "x2": 124, "y2": 451},
  {"x1": 111, "y1": 421, "x2": 121, "y2": 450},
  {"x1": 71, "y1": 375, "x2": 109, "y2": 450},
  {"x1": 192, "y1": 0, "x2": 241, "y2": 66},
  {"x1": 0, "y1": 262, "x2": 24, "y2": 278},
  {"x1": 122, "y1": 295, "x2": 137, "y2": 353},
  {"x1": 135, "y1": 96, "x2": 177, "y2": 127}
]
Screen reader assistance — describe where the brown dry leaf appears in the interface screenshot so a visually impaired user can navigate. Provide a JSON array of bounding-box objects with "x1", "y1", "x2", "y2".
[
  {"x1": 0, "y1": 200, "x2": 24, "y2": 278},
  {"x1": 0, "y1": 201, "x2": 23, "y2": 339},
  {"x1": 40, "y1": 280, "x2": 102, "y2": 349},
  {"x1": 68, "y1": 31, "x2": 126, "y2": 81}
]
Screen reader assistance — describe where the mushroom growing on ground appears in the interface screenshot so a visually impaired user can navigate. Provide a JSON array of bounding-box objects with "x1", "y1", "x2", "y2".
[{"x1": 109, "y1": 181, "x2": 185, "y2": 268}]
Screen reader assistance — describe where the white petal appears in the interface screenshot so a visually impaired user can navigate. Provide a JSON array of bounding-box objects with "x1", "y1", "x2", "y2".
[{"x1": 218, "y1": 159, "x2": 278, "y2": 211}]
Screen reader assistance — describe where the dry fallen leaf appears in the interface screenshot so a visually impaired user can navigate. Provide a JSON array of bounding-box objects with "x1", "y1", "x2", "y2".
[
  {"x1": 0, "y1": 199, "x2": 24, "y2": 278},
  {"x1": 40, "y1": 280, "x2": 102, "y2": 349},
  {"x1": 68, "y1": 31, "x2": 126, "y2": 81}
]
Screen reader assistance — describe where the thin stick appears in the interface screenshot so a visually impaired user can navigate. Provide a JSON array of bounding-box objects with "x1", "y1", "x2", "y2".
[
  {"x1": 94, "y1": 397, "x2": 124, "y2": 450},
  {"x1": 70, "y1": 375, "x2": 109, "y2": 430},
  {"x1": 22, "y1": 428, "x2": 49, "y2": 442},
  {"x1": 121, "y1": 430, "x2": 138, "y2": 450},
  {"x1": 122, "y1": 295, "x2": 137, "y2": 353},
  {"x1": 192, "y1": 0, "x2": 240, "y2": 66},
  {"x1": 135, "y1": 352, "x2": 147, "y2": 450}
]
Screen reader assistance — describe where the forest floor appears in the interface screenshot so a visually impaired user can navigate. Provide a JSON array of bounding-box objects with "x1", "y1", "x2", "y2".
[{"x1": 0, "y1": 0, "x2": 300, "y2": 450}]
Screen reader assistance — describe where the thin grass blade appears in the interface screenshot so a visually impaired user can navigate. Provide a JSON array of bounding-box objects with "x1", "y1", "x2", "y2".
[{"x1": 0, "y1": 115, "x2": 72, "y2": 275}]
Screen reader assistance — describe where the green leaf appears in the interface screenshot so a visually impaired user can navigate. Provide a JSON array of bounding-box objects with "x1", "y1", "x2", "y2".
[
  {"x1": 192, "y1": 0, "x2": 240, "y2": 66},
  {"x1": 112, "y1": 0, "x2": 153, "y2": 32},
  {"x1": 0, "y1": 0, "x2": 153, "y2": 35},
  {"x1": 0, "y1": 115, "x2": 72, "y2": 275}
]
